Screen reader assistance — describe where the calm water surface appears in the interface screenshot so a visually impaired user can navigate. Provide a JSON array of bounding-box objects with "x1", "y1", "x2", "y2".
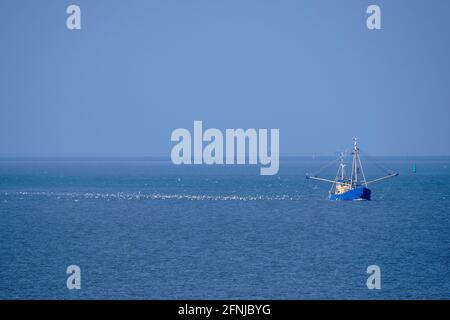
[{"x1": 0, "y1": 158, "x2": 449, "y2": 299}]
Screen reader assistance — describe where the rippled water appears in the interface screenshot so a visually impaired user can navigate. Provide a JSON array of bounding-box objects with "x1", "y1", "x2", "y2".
[{"x1": 0, "y1": 158, "x2": 449, "y2": 299}]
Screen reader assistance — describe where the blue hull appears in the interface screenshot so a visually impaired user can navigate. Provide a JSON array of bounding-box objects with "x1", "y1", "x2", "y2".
[{"x1": 329, "y1": 186, "x2": 371, "y2": 201}]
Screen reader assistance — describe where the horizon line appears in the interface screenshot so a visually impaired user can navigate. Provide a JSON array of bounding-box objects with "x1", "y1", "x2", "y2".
[{"x1": 1, "y1": 155, "x2": 450, "y2": 161}]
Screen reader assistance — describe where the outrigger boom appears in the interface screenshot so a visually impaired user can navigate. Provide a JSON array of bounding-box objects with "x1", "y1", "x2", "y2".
[
  {"x1": 306, "y1": 138, "x2": 398, "y2": 201},
  {"x1": 366, "y1": 172, "x2": 399, "y2": 185},
  {"x1": 306, "y1": 176, "x2": 336, "y2": 184},
  {"x1": 306, "y1": 172, "x2": 398, "y2": 185}
]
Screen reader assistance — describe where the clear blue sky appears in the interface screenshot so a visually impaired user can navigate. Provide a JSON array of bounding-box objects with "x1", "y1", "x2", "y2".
[{"x1": 1, "y1": 0, "x2": 449, "y2": 157}]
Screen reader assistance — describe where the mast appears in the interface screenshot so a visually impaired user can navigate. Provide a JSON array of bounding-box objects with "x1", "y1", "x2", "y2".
[
  {"x1": 351, "y1": 138, "x2": 367, "y2": 187},
  {"x1": 337, "y1": 152, "x2": 346, "y2": 181}
]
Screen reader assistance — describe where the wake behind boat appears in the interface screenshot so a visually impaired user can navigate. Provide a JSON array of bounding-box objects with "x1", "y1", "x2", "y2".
[{"x1": 306, "y1": 138, "x2": 398, "y2": 201}]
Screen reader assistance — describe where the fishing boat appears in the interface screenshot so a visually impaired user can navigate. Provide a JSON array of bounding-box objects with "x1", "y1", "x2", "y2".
[{"x1": 306, "y1": 138, "x2": 398, "y2": 201}]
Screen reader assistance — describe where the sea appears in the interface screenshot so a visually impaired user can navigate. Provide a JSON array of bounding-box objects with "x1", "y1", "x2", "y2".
[{"x1": 0, "y1": 157, "x2": 449, "y2": 299}]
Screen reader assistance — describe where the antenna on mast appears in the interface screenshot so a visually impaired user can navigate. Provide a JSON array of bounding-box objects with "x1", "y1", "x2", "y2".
[{"x1": 353, "y1": 137, "x2": 359, "y2": 151}]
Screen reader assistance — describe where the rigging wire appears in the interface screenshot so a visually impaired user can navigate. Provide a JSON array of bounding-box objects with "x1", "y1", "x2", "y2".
[
  {"x1": 308, "y1": 155, "x2": 341, "y2": 177},
  {"x1": 360, "y1": 149, "x2": 397, "y2": 175},
  {"x1": 359, "y1": 148, "x2": 397, "y2": 200},
  {"x1": 302, "y1": 154, "x2": 339, "y2": 200}
]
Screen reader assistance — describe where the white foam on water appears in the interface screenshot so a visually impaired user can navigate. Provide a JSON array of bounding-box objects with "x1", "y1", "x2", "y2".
[{"x1": 1, "y1": 191, "x2": 302, "y2": 201}]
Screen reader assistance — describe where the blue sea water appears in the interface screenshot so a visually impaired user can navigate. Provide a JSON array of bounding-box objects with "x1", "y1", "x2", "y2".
[{"x1": 0, "y1": 157, "x2": 449, "y2": 299}]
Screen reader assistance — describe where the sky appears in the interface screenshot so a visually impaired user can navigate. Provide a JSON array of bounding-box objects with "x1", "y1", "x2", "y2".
[{"x1": 0, "y1": 0, "x2": 449, "y2": 157}]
